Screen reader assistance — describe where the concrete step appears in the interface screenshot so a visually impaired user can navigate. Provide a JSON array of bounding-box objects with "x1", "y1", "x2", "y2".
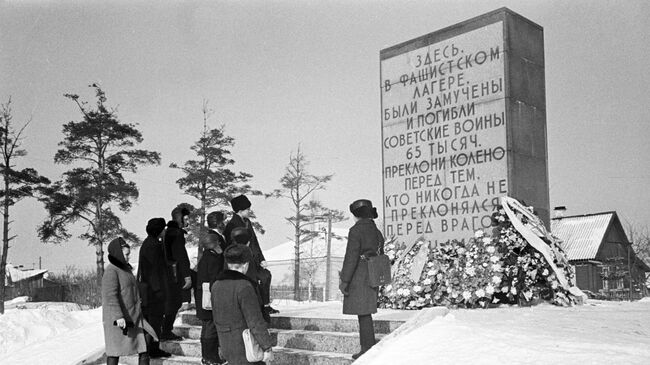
[
  {"x1": 269, "y1": 347, "x2": 353, "y2": 365},
  {"x1": 271, "y1": 316, "x2": 403, "y2": 334},
  {"x1": 273, "y1": 328, "x2": 385, "y2": 354},
  {"x1": 160, "y1": 339, "x2": 202, "y2": 358},
  {"x1": 174, "y1": 324, "x2": 202, "y2": 340},
  {"x1": 181, "y1": 311, "x2": 403, "y2": 334},
  {"x1": 120, "y1": 354, "x2": 200, "y2": 365}
]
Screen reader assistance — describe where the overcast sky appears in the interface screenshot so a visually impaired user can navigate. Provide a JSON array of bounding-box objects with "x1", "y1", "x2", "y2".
[{"x1": 1, "y1": 0, "x2": 649, "y2": 272}]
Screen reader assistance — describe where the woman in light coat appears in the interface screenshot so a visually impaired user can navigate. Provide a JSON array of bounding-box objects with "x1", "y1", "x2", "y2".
[
  {"x1": 339, "y1": 199, "x2": 385, "y2": 360},
  {"x1": 102, "y1": 237, "x2": 149, "y2": 365}
]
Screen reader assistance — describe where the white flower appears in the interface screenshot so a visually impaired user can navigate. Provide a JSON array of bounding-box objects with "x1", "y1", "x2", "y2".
[
  {"x1": 551, "y1": 280, "x2": 558, "y2": 289},
  {"x1": 474, "y1": 230, "x2": 484, "y2": 238},
  {"x1": 492, "y1": 275, "x2": 502, "y2": 284},
  {"x1": 436, "y1": 273, "x2": 443, "y2": 280},
  {"x1": 482, "y1": 237, "x2": 491, "y2": 245},
  {"x1": 423, "y1": 278, "x2": 432, "y2": 286},
  {"x1": 425, "y1": 293, "x2": 431, "y2": 299},
  {"x1": 491, "y1": 264, "x2": 502, "y2": 272},
  {"x1": 542, "y1": 269, "x2": 549, "y2": 276},
  {"x1": 465, "y1": 267, "x2": 476, "y2": 276},
  {"x1": 475, "y1": 288, "x2": 485, "y2": 297},
  {"x1": 501, "y1": 286, "x2": 509, "y2": 293},
  {"x1": 486, "y1": 246, "x2": 495, "y2": 253},
  {"x1": 510, "y1": 287, "x2": 517, "y2": 295},
  {"x1": 490, "y1": 255, "x2": 499, "y2": 263},
  {"x1": 427, "y1": 270, "x2": 435, "y2": 277},
  {"x1": 446, "y1": 286, "x2": 452, "y2": 293},
  {"x1": 462, "y1": 291, "x2": 472, "y2": 300},
  {"x1": 451, "y1": 291, "x2": 458, "y2": 298},
  {"x1": 414, "y1": 285, "x2": 422, "y2": 292},
  {"x1": 485, "y1": 284, "x2": 495, "y2": 295},
  {"x1": 457, "y1": 247, "x2": 466, "y2": 254},
  {"x1": 385, "y1": 285, "x2": 392, "y2": 291}
]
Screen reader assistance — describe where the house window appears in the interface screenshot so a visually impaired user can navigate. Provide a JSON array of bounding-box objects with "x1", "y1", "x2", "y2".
[{"x1": 601, "y1": 266, "x2": 610, "y2": 290}]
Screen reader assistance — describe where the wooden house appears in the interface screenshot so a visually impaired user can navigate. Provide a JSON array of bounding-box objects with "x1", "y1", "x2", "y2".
[{"x1": 551, "y1": 211, "x2": 649, "y2": 299}]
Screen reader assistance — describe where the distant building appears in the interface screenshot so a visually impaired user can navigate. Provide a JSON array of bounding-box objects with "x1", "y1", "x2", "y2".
[
  {"x1": 265, "y1": 226, "x2": 348, "y2": 301},
  {"x1": 551, "y1": 211, "x2": 650, "y2": 299},
  {"x1": 4, "y1": 263, "x2": 49, "y2": 294}
]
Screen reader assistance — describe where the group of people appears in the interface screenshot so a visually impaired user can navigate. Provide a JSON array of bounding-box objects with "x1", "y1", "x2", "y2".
[{"x1": 100, "y1": 195, "x2": 385, "y2": 365}]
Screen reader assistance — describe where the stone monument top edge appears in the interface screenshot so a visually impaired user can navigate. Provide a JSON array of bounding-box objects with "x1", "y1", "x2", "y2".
[{"x1": 380, "y1": 7, "x2": 542, "y2": 61}]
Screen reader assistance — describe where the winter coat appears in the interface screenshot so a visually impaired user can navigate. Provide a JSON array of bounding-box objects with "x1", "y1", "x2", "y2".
[
  {"x1": 340, "y1": 218, "x2": 385, "y2": 315},
  {"x1": 224, "y1": 214, "x2": 266, "y2": 281},
  {"x1": 195, "y1": 244, "x2": 225, "y2": 320},
  {"x1": 138, "y1": 235, "x2": 168, "y2": 316},
  {"x1": 212, "y1": 270, "x2": 274, "y2": 365},
  {"x1": 102, "y1": 239, "x2": 147, "y2": 356},
  {"x1": 164, "y1": 221, "x2": 192, "y2": 304}
]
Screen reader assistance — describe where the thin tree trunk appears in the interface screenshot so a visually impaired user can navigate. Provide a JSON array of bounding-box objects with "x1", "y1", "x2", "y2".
[
  {"x1": 0, "y1": 171, "x2": 10, "y2": 314},
  {"x1": 96, "y1": 242, "x2": 104, "y2": 282}
]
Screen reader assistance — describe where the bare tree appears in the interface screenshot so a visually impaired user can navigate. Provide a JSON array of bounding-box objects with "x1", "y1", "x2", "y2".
[
  {"x1": 268, "y1": 147, "x2": 333, "y2": 300},
  {"x1": 0, "y1": 98, "x2": 50, "y2": 314}
]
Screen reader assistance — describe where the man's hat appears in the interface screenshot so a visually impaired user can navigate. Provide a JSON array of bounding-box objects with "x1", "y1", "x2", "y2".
[
  {"x1": 230, "y1": 195, "x2": 252, "y2": 212},
  {"x1": 349, "y1": 199, "x2": 378, "y2": 219},
  {"x1": 146, "y1": 217, "x2": 166, "y2": 237},
  {"x1": 224, "y1": 244, "x2": 252, "y2": 265},
  {"x1": 231, "y1": 227, "x2": 250, "y2": 245}
]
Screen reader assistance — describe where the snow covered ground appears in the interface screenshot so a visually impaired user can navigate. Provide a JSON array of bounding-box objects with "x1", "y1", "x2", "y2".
[
  {"x1": 1, "y1": 297, "x2": 649, "y2": 364},
  {"x1": 0, "y1": 297, "x2": 103, "y2": 365}
]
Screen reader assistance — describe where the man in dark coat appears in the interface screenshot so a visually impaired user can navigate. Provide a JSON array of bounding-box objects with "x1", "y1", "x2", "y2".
[
  {"x1": 223, "y1": 194, "x2": 278, "y2": 315},
  {"x1": 212, "y1": 244, "x2": 274, "y2": 365},
  {"x1": 161, "y1": 206, "x2": 193, "y2": 340},
  {"x1": 194, "y1": 211, "x2": 227, "y2": 365},
  {"x1": 339, "y1": 199, "x2": 384, "y2": 359},
  {"x1": 137, "y1": 218, "x2": 171, "y2": 358}
]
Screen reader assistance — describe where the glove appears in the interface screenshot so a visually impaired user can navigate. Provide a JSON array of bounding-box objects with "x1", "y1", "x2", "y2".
[
  {"x1": 182, "y1": 276, "x2": 192, "y2": 290},
  {"x1": 263, "y1": 350, "x2": 274, "y2": 362},
  {"x1": 339, "y1": 281, "x2": 349, "y2": 296}
]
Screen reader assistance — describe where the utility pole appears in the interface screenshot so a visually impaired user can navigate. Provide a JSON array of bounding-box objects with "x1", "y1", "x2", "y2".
[{"x1": 325, "y1": 213, "x2": 332, "y2": 301}]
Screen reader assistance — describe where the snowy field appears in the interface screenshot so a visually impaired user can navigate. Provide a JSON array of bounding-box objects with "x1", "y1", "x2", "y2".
[{"x1": 1, "y1": 297, "x2": 649, "y2": 364}]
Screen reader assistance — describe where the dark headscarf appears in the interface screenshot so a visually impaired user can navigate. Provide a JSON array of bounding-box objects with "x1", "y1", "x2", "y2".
[{"x1": 107, "y1": 237, "x2": 132, "y2": 272}]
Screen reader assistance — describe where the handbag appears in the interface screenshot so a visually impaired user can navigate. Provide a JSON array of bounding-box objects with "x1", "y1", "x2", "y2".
[
  {"x1": 242, "y1": 328, "x2": 265, "y2": 362},
  {"x1": 201, "y1": 282, "x2": 212, "y2": 310},
  {"x1": 367, "y1": 252, "x2": 392, "y2": 288}
]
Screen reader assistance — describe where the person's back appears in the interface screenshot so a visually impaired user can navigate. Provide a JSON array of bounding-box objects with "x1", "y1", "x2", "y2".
[{"x1": 212, "y1": 244, "x2": 274, "y2": 365}]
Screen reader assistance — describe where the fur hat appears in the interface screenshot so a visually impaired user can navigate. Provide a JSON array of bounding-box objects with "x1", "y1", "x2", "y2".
[
  {"x1": 146, "y1": 217, "x2": 166, "y2": 237},
  {"x1": 224, "y1": 244, "x2": 252, "y2": 265},
  {"x1": 349, "y1": 199, "x2": 378, "y2": 219},
  {"x1": 230, "y1": 195, "x2": 251, "y2": 212},
  {"x1": 231, "y1": 227, "x2": 250, "y2": 245}
]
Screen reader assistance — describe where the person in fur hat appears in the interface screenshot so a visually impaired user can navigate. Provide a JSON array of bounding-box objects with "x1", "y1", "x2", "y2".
[
  {"x1": 102, "y1": 237, "x2": 149, "y2": 365},
  {"x1": 137, "y1": 218, "x2": 171, "y2": 358},
  {"x1": 340, "y1": 199, "x2": 384, "y2": 359},
  {"x1": 223, "y1": 195, "x2": 278, "y2": 316}
]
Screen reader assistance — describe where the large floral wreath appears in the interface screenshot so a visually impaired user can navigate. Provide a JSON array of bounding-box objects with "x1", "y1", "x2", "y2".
[{"x1": 379, "y1": 200, "x2": 580, "y2": 309}]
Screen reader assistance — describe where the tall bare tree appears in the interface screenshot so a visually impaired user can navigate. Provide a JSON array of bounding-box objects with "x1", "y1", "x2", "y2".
[
  {"x1": 0, "y1": 98, "x2": 50, "y2": 314},
  {"x1": 268, "y1": 147, "x2": 333, "y2": 300},
  {"x1": 38, "y1": 85, "x2": 160, "y2": 280}
]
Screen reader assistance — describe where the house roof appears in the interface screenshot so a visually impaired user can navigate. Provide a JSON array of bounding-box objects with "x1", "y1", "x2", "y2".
[
  {"x1": 5, "y1": 263, "x2": 48, "y2": 282},
  {"x1": 551, "y1": 212, "x2": 615, "y2": 261},
  {"x1": 265, "y1": 227, "x2": 349, "y2": 262}
]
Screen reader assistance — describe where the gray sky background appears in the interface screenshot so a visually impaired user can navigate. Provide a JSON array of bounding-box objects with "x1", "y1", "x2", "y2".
[{"x1": 1, "y1": 0, "x2": 649, "y2": 272}]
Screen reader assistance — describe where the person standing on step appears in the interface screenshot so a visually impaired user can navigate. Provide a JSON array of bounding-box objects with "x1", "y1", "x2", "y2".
[
  {"x1": 161, "y1": 206, "x2": 193, "y2": 341},
  {"x1": 102, "y1": 237, "x2": 150, "y2": 365},
  {"x1": 230, "y1": 227, "x2": 270, "y2": 323},
  {"x1": 137, "y1": 217, "x2": 172, "y2": 358},
  {"x1": 224, "y1": 194, "x2": 279, "y2": 316},
  {"x1": 339, "y1": 199, "x2": 384, "y2": 360},
  {"x1": 212, "y1": 244, "x2": 274, "y2": 365},
  {"x1": 195, "y1": 211, "x2": 228, "y2": 365}
]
